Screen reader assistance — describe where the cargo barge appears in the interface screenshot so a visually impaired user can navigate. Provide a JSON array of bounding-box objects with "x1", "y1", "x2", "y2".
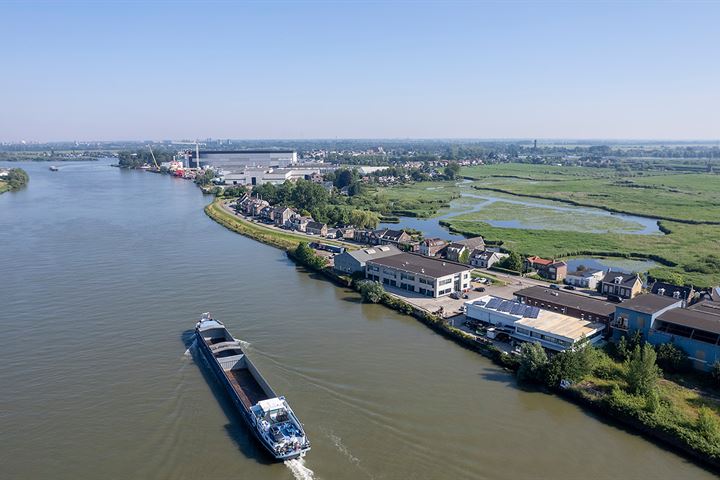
[{"x1": 194, "y1": 313, "x2": 310, "y2": 460}]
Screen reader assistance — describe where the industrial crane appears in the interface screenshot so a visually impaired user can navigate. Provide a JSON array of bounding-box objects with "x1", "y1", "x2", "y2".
[
  {"x1": 147, "y1": 145, "x2": 160, "y2": 170},
  {"x1": 171, "y1": 140, "x2": 206, "y2": 169}
]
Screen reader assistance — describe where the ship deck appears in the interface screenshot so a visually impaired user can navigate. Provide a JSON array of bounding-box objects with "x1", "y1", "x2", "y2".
[{"x1": 227, "y1": 368, "x2": 270, "y2": 409}]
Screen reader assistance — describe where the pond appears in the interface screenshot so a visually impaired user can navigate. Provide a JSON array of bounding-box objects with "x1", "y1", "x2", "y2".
[{"x1": 380, "y1": 183, "x2": 662, "y2": 239}]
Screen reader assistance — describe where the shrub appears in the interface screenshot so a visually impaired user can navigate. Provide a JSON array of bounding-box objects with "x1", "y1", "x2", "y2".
[
  {"x1": 293, "y1": 242, "x2": 327, "y2": 270},
  {"x1": 358, "y1": 280, "x2": 385, "y2": 304},
  {"x1": 517, "y1": 342, "x2": 548, "y2": 384},
  {"x1": 696, "y1": 407, "x2": 720, "y2": 443},
  {"x1": 712, "y1": 361, "x2": 720, "y2": 386},
  {"x1": 656, "y1": 343, "x2": 691, "y2": 374}
]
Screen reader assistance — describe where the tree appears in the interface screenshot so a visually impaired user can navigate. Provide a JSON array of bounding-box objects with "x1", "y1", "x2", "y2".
[
  {"x1": 497, "y1": 251, "x2": 524, "y2": 272},
  {"x1": 544, "y1": 343, "x2": 598, "y2": 387},
  {"x1": 5, "y1": 168, "x2": 29, "y2": 190},
  {"x1": 358, "y1": 280, "x2": 385, "y2": 303},
  {"x1": 290, "y1": 179, "x2": 329, "y2": 212},
  {"x1": 334, "y1": 168, "x2": 356, "y2": 188},
  {"x1": 459, "y1": 249, "x2": 470, "y2": 265},
  {"x1": 656, "y1": 343, "x2": 690, "y2": 373},
  {"x1": 517, "y1": 342, "x2": 548, "y2": 384},
  {"x1": 626, "y1": 343, "x2": 660, "y2": 397},
  {"x1": 293, "y1": 242, "x2": 326, "y2": 270},
  {"x1": 195, "y1": 168, "x2": 216, "y2": 186},
  {"x1": 349, "y1": 209, "x2": 379, "y2": 229},
  {"x1": 443, "y1": 162, "x2": 461, "y2": 180}
]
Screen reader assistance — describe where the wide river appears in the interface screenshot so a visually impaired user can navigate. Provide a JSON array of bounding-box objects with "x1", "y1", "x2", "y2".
[{"x1": 1, "y1": 161, "x2": 713, "y2": 480}]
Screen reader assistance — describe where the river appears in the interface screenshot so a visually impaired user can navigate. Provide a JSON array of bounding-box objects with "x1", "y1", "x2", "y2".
[{"x1": 0, "y1": 160, "x2": 713, "y2": 480}]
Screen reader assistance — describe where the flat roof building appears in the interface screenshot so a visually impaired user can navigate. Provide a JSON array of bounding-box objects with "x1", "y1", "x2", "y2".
[
  {"x1": 366, "y1": 253, "x2": 472, "y2": 298},
  {"x1": 465, "y1": 295, "x2": 605, "y2": 351},
  {"x1": 200, "y1": 150, "x2": 298, "y2": 173},
  {"x1": 515, "y1": 286, "x2": 616, "y2": 325},
  {"x1": 334, "y1": 245, "x2": 401, "y2": 275}
]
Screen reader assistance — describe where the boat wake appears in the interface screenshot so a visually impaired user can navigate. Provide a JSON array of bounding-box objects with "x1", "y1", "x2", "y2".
[
  {"x1": 284, "y1": 457, "x2": 315, "y2": 480},
  {"x1": 328, "y1": 432, "x2": 361, "y2": 467},
  {"x1": 183, "y1": 339, "x2": 197, "y2": 357}
]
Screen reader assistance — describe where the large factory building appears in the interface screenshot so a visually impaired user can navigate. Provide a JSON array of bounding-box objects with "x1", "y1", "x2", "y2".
[{"x1": 197, "y1": 150, "x2": 297, "y2": 172}]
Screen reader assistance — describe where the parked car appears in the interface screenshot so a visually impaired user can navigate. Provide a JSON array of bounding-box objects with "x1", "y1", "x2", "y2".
[
  {"x1": 475, "y1": 286, "x2": 486, "y2": 292},
  {"x1": 550, "y1": 284, "x2": 560, "y2": 290},
  {"x1": 450, "y1": 292, "x2": 461, "y2": 299},
  {"x1": 563, "y1": 285, "x2": 576, "y2": 291}
]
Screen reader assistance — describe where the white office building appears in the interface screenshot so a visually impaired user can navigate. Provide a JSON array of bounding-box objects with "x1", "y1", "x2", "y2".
[{"x1": 199, "y1": 150, "x2": 297, "y2": 172}]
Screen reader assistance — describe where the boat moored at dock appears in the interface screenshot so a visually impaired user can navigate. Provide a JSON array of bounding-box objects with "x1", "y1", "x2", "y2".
[{"x1": 194, "y1": 313, "x2": 310, "y2": 460}]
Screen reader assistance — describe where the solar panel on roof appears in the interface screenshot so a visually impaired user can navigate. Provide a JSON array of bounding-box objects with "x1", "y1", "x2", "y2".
[
  {"x1": 527, "y1": 307, "x2": 540, "y2": 318},
  {"x1": 486, "y1": 298, "x2": 502, "y2": 309},
  {"x1": 510, "y1": 303, "x2": 524, "y2": 315},
  {"x1": 499, "y1": 301, "x2": 514, "y2": 313}
]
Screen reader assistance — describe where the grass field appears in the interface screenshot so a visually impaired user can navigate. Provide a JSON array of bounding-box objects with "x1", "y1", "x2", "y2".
[
  {"x1": 369, "y1": 181, "x2": 461, "y2": 217},
  {"x1": 463, "y1": 165, "x2": 720, "y2": 224}
]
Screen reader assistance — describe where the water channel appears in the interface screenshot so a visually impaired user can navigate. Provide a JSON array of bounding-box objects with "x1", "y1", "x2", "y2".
[{"x1": 0, "y1": 161, "x2": 710, "y2": 479}]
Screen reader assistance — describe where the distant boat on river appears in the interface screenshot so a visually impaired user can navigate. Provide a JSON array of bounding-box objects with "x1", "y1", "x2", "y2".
[{"x1": 49, "y1": 166, "x2": 59, "y2": 171}]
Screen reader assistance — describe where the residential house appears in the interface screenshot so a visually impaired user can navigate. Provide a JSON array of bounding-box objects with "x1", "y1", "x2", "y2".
[
  {"x1": 445, "y1": 237, "x2": 485, "y2": 263},
  {"x1": 564, "y1": 269, "x2": 606, "y2": 289},
  {"x1": 419, "y1": 238, "x2": 448, "y2": 257},
  {"x1": 525, "y1": 256, "x2": 567, "y2": 281},
  {"x1": 470, "y1": 250, "x2": 508, "y2": 269},
  {"x1": 244, "y1": 198, "x2": 270, "y2": 216},
  {"x1": 289, "y1": 214, "x2": 313, "y2": 233},
  {"x1": 306, "y1": 221, "x2": 328, "y2": 237},
  {"x1": 326, "y1": 228, "x2": 341, "y2": 239},
  {"x1": 650, "y1": 281, "x2": 694, "y2": 303},
  {"x1": 336, "y1": 226, "x2": 355, "y2": 240},
  {"x1": 273, "y1": 207, "x2": 295, "y2": 227},
  {"x1": 365, "y1": 253, "x2": 472, "y2": 298},
  {"x1": 601, "y1": 272, "x2": 643, "y2": 300},
  {"x1": 333, "y1": 245, "x2": 401, "y2": 275},
  {"x1": 376, "y1": 229, "x2": 412, "y2": 247}
]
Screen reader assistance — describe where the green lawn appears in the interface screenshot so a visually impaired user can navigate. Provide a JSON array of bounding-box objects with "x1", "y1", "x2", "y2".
[{"x1": 368, "y1": 181, "x2": 460, "y2": 217}]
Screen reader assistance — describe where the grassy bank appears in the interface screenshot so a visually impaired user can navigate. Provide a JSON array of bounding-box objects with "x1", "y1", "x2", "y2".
[{"x1": 0, "y1": 180, "x2": 7, "y2": 194}]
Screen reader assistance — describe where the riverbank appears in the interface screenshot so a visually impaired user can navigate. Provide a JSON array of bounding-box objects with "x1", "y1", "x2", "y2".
[
  {"x1": 205, "y1": 196, "x2": 720, "y2": 473},
  {"x1": 0, "y1": 168, "x2": 29, "y2": 194},
  {"x1": 204, "y1": 199, "x2": 356, "y2": 251}
]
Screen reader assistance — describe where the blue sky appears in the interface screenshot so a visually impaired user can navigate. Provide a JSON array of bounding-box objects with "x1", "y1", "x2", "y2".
[{"x1": 1, "y1": 1, "x2": 718, "y2": 141}]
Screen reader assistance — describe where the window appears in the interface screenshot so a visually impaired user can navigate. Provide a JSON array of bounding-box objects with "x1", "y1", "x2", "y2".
[{"x1": 439, "y1": 278, "x2": 452, "y2": 286}]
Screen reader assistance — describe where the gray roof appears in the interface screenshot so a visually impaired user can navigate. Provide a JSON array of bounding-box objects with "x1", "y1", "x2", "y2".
[
  {"x1": 346, "y1": 245, "x2": 401, "y2": 263},
  {"x1": 306, "y1": 221, "x2": 327, "y2": 230},
  {"x1": 367, "y1": 252, "x2": 471, "y2": 278},
  {"x1": 514, "y1": 286, "x2": 616, "y2": 318},
  {"x1": 567, "y1": 269, "x2": 604, "y2": 278},
  {"x1": 602, "y1": 271, "x2": 641, "y2": 286},
  {"x1": 455, "y1": 236, "x2": 485, "y2": 249},
  {"x1": 619, "y1": 294, "x2": 682, "y2": 314},
  {"x1": 657, "y1": 307, "x2": 720, "y2": 335}
]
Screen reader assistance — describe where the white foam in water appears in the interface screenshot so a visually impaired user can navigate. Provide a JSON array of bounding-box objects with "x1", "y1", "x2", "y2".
[
  {"x1": 284, "y1": 457, "x2": 315, "y2": 480},
  {"x1": 183, "y1": 339, "x2": 197, "y2": 357},
  {"x1": 329, "y1": 433, "x2": 361, "y2": 467}
]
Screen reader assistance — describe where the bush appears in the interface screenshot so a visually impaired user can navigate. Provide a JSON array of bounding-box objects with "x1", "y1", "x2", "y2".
[
  {"x1": 293, "y1": 242, "x2": 326, "y2": 270},
  {"x1": 517, "y1": 342, "x2": 548, "y2": 384},
  {"x1": 696, "y1": 407, "x2": 720, "y2": 443},
  {"x1": 358, "y1": 280, "x2": 385, "y2": 304},
  {"x1": 656, "y1": 343, "x2": 691, "y2": 374},
  {"x1": 5, "y1": 168, "x2": 29, "y2": 190},
  {"x1": 712, "y1": 361, "x2": 720, "y2": 386}
]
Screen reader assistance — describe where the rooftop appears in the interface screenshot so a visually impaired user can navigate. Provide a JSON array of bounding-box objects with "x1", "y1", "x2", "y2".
[
  {"x1": 515, "y1": 314, "x2": 605, "y2": 343},
  {"x1": 515, "y1": 286, "x2": 616, "y2": 317},
  {"x1": 367, "y1": 252, "x2": 470, "y2": 278},
  {"x1": 602, "y1": 271, "x2": 640, "y2": 286},
  {"x1": 346, "y1": 245, "x2": 401, "y2": 263},
  {"x1": 567, "y1": 269, "x2": 604, "y2": 278},
  {"x1": 527, "y1": 255, "x2": 554, "y2": 266},
  {"x1": 619, "y1": 294, "x2": 682, "y2": 314},
  {"x1": 657, "y1": 307, "x2": 720, "y2": 335}
]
